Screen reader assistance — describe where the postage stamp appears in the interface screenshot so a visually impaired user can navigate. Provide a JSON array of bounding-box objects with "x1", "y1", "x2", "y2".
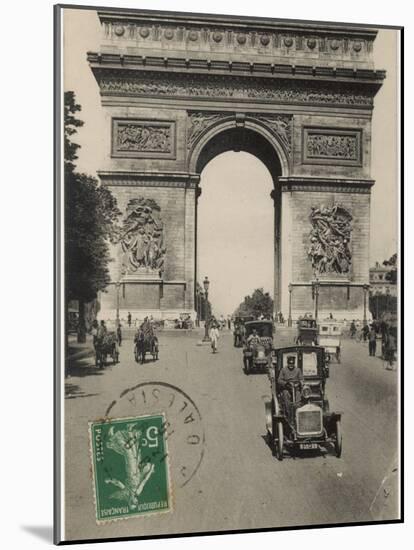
[{"x1": 89, "y1": 414, "x2": 171, "y2": 523}]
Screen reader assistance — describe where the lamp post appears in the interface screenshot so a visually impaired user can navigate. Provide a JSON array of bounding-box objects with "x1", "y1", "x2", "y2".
[
  {"x1": 363, "y1": 284, "x2": 369, "y2": 325},
  {"x1": 202, "y1": 276, "x2": 210, "y2": 342},
  {"x1": 314, "y1": 278, "x2": 320, "y2": 321},
  {"x1": 288, "y1": 283, "x2": 293, "y2": 327},
  {"x1": 115, "y1": 281, "x2": 121, "y2": 328}
]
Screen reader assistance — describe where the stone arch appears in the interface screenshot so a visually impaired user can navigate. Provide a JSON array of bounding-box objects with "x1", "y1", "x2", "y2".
[
  {"x1": 188, "y1": 115, "x2": 290, "y2": 180},
  {"x1": 189, "y1": 116, "x2": 288, "y2": 314}
]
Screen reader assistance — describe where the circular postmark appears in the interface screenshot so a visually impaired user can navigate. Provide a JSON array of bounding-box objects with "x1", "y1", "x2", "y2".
[{"x1": 104, "y1": 381, "x2": 205, "y2": 489}]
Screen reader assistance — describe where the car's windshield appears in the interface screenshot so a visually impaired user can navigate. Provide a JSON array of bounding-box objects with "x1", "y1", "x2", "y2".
[
  {"x1": 246, "y1": 323, "x2": 273, "y2": 337},
  {"x1": 280, "y1": 350, "x2": 319, "y2": 376}
]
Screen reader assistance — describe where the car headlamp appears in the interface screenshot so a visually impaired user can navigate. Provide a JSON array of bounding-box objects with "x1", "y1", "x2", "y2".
[{"x1": 302, "y1": 385, "x2": 312, "y2": 400}]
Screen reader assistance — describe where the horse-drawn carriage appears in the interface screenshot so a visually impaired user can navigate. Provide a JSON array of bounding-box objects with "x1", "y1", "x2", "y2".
[
  {"x1": 95, "y1": 332, "x2": 119, "y2": 368},
  {"x1": 134, "y1": 330, "x2": 159, "y2": 364}
]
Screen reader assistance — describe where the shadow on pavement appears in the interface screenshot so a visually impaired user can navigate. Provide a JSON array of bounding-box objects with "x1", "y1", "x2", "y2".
[{"x1": 65, "y1": 383, "x2": 99, "y2": 400}]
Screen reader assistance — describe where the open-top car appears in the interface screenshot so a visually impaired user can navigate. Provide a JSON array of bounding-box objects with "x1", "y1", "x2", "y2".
[
  {"x1": 242, "y1": 320, "x2": 275, "y2": 374},
  {"x1": 317, "y1": 319, "x2": 342, "y2": 363},
  {"x1": 296, "y1": 314, "x2": 317, "y2": 345},
  {"x1": 265, "y1": 345, "x2": 342, "y2": 460}
]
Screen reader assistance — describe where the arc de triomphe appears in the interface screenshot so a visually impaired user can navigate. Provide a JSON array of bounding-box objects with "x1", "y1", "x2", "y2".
[{"x1": 87, "y1": 9, "x2": 385, "y2": 322}]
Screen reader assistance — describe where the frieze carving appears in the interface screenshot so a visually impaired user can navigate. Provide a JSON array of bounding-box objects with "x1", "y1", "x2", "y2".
[
  {"x1": 254, "y1": 114, "x2": 292, "y2": 154},
  {"x1": 112, "y1": 119, "x2": 175, "y2": 159},
  {"x1": 304, "y1": 128, "x2": 361, "y2": 164},
  {"x1": 187, "y1": 112, "x2": 229, "y2": 150},
  {"x1": 99, "y1": 72, "x2": 374, "y2": 107},
  {"x1": 308, "y1": 204, "x2": 353, "y2": 275},
  {"x1": 119, "y1": 198, "x2": 166, "y2": 275}
]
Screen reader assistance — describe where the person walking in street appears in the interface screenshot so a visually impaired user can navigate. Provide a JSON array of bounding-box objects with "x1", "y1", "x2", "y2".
[
  {"x1": 116, "y1": 323, "x2": 122, "y2": 347},
  {"x1": 127, "y1": 312, "x2": 132, "y2": 328},
  {"x1": 385, "y1": 332, "x2": 397, "y2": 370},
  {"x1": 362, "y1": 323, "x2": 370, "y2": 342},
  {"x1": 368, "y1": 325, "x2": 377, "y2": 357},
  {"x1": 210, "y1": 323, "x2": 220, "y2": 353},
  {"x1": 350, "y1": 320, "x2": 356, "y2": 339}
]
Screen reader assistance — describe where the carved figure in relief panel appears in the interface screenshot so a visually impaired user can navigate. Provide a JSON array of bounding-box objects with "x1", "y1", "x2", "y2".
[
  {"x1": 117, "y1": 124, "x2": 172, "y2": 153},
  {"x1": 119, "y1": 198, "x2": 166, "y2": 274},
  {"x1": 308, "y1": 204, "x2": 353, "y2": 275}
]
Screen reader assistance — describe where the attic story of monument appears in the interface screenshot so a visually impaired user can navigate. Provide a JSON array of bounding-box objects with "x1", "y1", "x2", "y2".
[{"x1": 86, "y1": 9, "x2": 385, "y2": 321}]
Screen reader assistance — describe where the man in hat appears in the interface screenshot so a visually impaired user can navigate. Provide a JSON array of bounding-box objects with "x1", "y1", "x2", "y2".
[{"x1": 277, "y1": 355, "x2": 303, "y2": 415}]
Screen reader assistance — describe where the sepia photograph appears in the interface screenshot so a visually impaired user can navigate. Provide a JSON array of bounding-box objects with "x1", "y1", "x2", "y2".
[{"x1": 55, "y1": 2, "x2": 402, "y2": 544}]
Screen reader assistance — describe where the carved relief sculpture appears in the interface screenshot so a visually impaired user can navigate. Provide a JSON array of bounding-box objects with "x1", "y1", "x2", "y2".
[
  {"x1": 303, "y1": 128, "x2": 362, "y2": 165},
  {"x1": 308, "y1": 204, "x2": 353, "y2": 275},
  {"x1": 112, "y1": 119, "x2": 175, "y2": 158},
  {"x1": 99, "y1": 72, "x2": 374, "y2": 107},
  {"x1": 119, "y1": 198, "x2": 166, "y2": 275},
  {"x1": 187, "y1": 112, "x2": 229, "y2": 150},
  {"x1": 255, "y1": 114, "x2": 292, "y2": 155}
]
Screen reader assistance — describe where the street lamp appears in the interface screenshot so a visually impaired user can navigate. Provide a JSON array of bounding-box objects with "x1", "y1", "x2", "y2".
[
  {"x1": 313, "y1": 278, "x2": 320, "y2": 321},
  {"x1": 386, "y1": 286, "x2": 391, "y2": 313},
  {"x1": 363, "y1": 284, "x2": 369, "y2": 325},
  {"x1": 203, "y1": 276, "x2": 210, "y2": 342},
  {"x1": 288, "y1": 283, "x2": 293, "y2": 327}
]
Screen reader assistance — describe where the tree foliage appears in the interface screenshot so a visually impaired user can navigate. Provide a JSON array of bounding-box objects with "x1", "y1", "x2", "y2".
[
  {"x1": 64, "y1": 91, "x2": 121, "y2": 340},
  {"x1": 234, "y1": 288, "x2": 274, "y2": 318},
  {"x1": 383, "y1": 253, "x2": 397, "y2": 284}
]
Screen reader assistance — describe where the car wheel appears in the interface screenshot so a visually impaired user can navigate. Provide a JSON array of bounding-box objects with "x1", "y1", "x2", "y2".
[
  {"x1": 276, "y1": 421, "x2": 284, "y2": 461},
  {"x1": 335, "y1": 419, "x2": 342, "y2": 458},
  {"x1": 243, "y1": 357, "x2": 250, "y2": 375}
]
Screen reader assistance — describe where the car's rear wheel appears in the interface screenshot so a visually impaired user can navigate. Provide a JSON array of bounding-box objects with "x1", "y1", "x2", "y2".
[
  {"x1": 276, "y1": 421, "x2": 284, "y2": 461},
  {"x1": 335, "y1": 420, "x2": 342, "y2": 458}
]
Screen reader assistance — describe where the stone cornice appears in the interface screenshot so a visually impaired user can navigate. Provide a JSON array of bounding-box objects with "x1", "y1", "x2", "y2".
[
  {"x1": 279, "y1": 176, "x2": 374, "y2": 193},
  {"x1": 98, "y1": 171, "x2": 200, "y2": 189},
  {"x1": 88, "y1": 52, "x2": 385, "y2": 85}
]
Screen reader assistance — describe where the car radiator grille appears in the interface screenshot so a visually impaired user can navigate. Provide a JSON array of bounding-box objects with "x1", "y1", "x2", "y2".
[{"x1": 297, "y1": 408, "x2": 322, "y2": 435}]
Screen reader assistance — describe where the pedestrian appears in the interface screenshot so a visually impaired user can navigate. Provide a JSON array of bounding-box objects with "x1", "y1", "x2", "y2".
[
  {"x1": 127, "y1": 312, "x2": 132, "y2": 328},
  {"x1": 350, "y1": 320, "x2": 356, "y2": 339},
  {"x1": 362, "y1": 323, "x2": 369, "y2": 342},
  {"x1": 368, "y1": 325, "x2": 377, "y2": 356},
  {"x1": 227, "y1": 315, "x2": 231, "y2": 330},
  {"x1": 385, "y1": 332, "x2": 397, "y2": 370},
  {"x1": 210, "y1": 323, "x2": 220, "y2": 353},
  {"x1": 116, "y1": 323, "x2": 122, "y2": 347}
]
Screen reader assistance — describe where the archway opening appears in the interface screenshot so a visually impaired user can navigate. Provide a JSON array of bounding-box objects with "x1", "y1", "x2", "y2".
[{"x1": 197, "y1": 151, "x2": 275, "y2": 319}]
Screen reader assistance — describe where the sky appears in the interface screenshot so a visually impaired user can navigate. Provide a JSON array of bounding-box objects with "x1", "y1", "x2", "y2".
[{"x1": 63, "y1": 9, "x2": 399, "y2": 317}]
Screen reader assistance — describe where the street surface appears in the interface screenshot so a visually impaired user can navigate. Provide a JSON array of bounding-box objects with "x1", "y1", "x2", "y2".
[{"x1": 64, "y1": 327, "x2": 399, "y2": 541}]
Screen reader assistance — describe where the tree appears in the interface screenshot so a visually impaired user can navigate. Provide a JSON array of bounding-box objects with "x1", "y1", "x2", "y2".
[
  {"x1": 64, "y1": 91, "x2": 121, "y2": 342},
  {"x1": 383, "y1": 253, "x2": 397, "y2": 284},
  {"x1": 234, "y1": 288, "x2": 274, "y2": 319}
]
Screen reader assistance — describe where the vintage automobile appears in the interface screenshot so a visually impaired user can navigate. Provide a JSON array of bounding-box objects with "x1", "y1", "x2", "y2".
[
  {"x1": 265, "y1": 345, "x2": 342, "y2": 460},
  {"x1": 296, "y1": 314, "x2": 318, "y2": 345},
  {"x1": 317, "y1": 319, "x2": 342, "y2": 363},
  {"x1": 242, "y1": 320, "x2": 275, "y2": 374}
]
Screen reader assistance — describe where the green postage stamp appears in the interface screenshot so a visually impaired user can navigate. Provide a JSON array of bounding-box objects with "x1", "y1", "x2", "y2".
[{"x1": 89, "y1": 414, "x2": 171, "y2": 523}]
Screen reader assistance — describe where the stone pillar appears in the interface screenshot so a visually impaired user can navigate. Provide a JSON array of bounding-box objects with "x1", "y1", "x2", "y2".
[
  {"x1": 279, "y1": 177, "x2": 373, "y2": 321},
  {"x1": 98, "y1": 172, "x2": 198, "y2": 322}
]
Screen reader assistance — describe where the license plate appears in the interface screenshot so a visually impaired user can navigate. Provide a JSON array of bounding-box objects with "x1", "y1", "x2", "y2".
[{"x1": 299, "y1": 443, "x2": 318, "y2": 450}]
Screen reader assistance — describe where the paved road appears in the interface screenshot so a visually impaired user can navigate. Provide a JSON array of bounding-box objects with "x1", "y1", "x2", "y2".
[{"x1": 64, "y1": 328, "x2": 399, "y2": 541}]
